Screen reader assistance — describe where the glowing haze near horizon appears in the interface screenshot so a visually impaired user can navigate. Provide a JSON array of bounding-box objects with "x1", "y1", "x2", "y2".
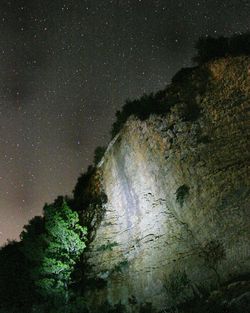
[{"x1": 0, "y1": 0, "x2": 249, "y2": 245}]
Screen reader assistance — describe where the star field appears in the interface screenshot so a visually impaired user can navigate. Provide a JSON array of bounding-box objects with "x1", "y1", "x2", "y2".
[{"x1": 0, "y1": 0, "x2": 249, "y2": 244}]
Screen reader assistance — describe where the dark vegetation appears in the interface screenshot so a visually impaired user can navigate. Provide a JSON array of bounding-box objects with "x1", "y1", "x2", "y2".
[
  {"x1": 111, "y1": 90, "x2": 167, "y2": 137},
  {"x1": 0, "y1": 241, "x2": 36, "y2": 312},
  {"x1": 163, "y1": 270, "x2": 191, "y2": 305},
  {"x1": 110, "y1": 78, "x2": 203, "y2": 138},
  {"x1": 110, "y1": 33, "x2": 250, "y2": 138},
  {"x1": 160, "y1": 275, "x2": 250, "y2": 313},
  {"x1": 199, "y1": 240, "x2": 226, "y2": 284},
  {"x1": 97, "y1": 240, "x2": 119, "y2": 252},
  {"x1": 193, "y1": 32, "x2": 250, "y2": 64},
  {"x1": 176, "y1": 184, "x2": 190, "y2": 207},
  {"x1": 0, "y1": 199, "x2": 87, "y2": 313},
  {"x1": 0, "y1": 146, "x2": 108, "y2": 312},
  {"x1": 72, "y1": 165, "x2": 96, "y2": 210},
  {"x1": 0, "y1": 33, "x2": 249, "y2": 313},
  {"x1": 93, "y1": 146, "x2": 106, "y2": 165}
]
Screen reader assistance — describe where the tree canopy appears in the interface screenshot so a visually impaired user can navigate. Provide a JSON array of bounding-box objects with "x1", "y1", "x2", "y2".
[
  {"x1": 193, "y1": 33, "x2": 250, "y2": 64},
  {"x1": 111, "y1": 90, "x2": 167, "y2": 138},
  {"x1": 21, "y1": 199, "x2": 87, "y2": 303},
  {"x1": 0, "y1": 32, "x2": 249, "y2": 313}
]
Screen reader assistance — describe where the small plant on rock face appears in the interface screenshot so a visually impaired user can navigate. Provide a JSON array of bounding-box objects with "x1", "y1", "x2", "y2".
[
  {"x1": 199, "y1": 240, "x2": 226, "y2": 284},
  {"x1": 97, "y1": 241, "x2": 119, "y2": 252},
  {"x1": 176, "y1": 185, "x2": 190, "y2": 207},
  {"x1": 128, "y1": 295, "x2": 137, "y2": 305},
  {"x1": 201, "y1": 240, "x2": 225, "y2": 266},
  {"x1": 112, "y1": 260, "x2": 129, "y2": 273},
  {"x1": 164, "y1": 270, "x2": 191, "y2": 306}
]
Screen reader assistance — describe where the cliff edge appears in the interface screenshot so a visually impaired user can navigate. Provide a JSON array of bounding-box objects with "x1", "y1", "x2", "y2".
[{"x1": 82, "y1": 56, "x2": 250, "y2": 312}]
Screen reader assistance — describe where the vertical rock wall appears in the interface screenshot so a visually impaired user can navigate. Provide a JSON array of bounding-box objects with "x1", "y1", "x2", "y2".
[{"x1": 84, "y1": 57, "x2": 250, "y2": 312}]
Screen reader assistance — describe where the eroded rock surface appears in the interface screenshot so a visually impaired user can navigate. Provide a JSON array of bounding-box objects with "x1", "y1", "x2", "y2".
[{"x1": 83, "y1": 57, "x2": 250, "y2": 312}]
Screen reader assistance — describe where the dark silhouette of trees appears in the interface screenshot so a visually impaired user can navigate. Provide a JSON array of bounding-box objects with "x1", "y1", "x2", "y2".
[
  {"x1": 193, "y1": 33, "x2": 250, "y2": 64},
  {"x1": 72, "y1": 165, "x2": 96, "y2": 210},
  {"x1": 0, "y1": 32, "x2": 249, "y2": 313},
  {"x1": 0, "y1": 241, "x2": 37, "y2": 313},
  {"x1": 0, "y1": 199, "x2": 87, "y2": 313},
  {"x1": 94, "y1": 146, "x2": 106, "y2": 165},
  {"x1": 110, "y1": 33, "x2": 250, "y2": 139},
  {"x1": 111, "y1": 90, "x2": 167, "y2": 138}
]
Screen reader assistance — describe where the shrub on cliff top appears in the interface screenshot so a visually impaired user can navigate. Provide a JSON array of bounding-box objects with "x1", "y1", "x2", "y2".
[
  {"x1": 94, "y1": 146, "x2": 106, "y2": 165},
  {"x1": 111, "y1": 90, "x2": 168, "y2": 138},
  {"x1": 193, "y1": 32, "x2": 250, "y2": 64},
  {"x1": 72, "y1": 165, "x2": 95, "y2": 210},
  {"x1": 111, "y1": 33, "x2": 250, "y2": 139}
]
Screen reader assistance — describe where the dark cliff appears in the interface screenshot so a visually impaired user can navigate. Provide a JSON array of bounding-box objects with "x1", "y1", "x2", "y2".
[{"x1": 81, "y1": 56, "x2": 250, "y2": 312}]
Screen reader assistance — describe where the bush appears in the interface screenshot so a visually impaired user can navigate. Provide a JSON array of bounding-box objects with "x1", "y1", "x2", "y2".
[
  {"x1": 72, "y1": 165, "x2": 95, "y2": 210},
  {"x1": 176, "y1": 185, "x2": 190, "y2": 207},
  {"x1": 193, "y1": 32, "x2": 250, "y2": 64},
  {"x1": 94, "y1": 146, "x2": 106, "y2": 165},
  {"x1": 111, "y1": 90, "x2": 168, "y2": 138}
]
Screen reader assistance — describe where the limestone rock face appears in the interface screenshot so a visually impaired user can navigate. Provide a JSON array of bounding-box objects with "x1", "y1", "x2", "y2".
[{"x1": 84, "y1": 57, "x2": 250, "y2": 312}]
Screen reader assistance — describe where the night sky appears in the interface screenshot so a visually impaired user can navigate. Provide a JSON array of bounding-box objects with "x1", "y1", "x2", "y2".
[{"x1": 0, "y1": 0, "x2": 249, "y2": 245}]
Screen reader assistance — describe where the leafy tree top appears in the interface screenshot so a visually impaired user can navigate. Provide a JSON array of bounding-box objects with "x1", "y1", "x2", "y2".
[
  {"x1": 21, "y1": 198, "x2": 87, "y2": 301},
  {"x1": 193, "y1": 32, "x2": 250, "y2": 64}
]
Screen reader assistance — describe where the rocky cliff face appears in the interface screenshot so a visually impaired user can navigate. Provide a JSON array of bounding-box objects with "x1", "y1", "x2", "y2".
[{"x1": 83, "y1": 56, "x2": 250, "y2": 312}]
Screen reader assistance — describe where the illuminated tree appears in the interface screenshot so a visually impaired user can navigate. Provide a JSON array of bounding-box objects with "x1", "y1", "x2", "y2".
[{"x1": 21, "y1": 198, "x2": 87, "y2": 309}]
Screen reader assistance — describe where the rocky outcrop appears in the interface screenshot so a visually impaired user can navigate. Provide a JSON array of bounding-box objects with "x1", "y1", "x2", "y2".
[
  {"x1": 176, "y1": 278, "x2": 250, "y2": 313},
  {"x1": 83, "y1": 56, "x2": 250, "y2": 312}
]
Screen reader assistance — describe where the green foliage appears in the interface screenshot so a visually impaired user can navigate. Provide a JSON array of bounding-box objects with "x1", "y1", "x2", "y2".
[
  {"x1": 97, "y1": 259, "x2": 129, "y2": 282},
  {"x1": 2, "y1": 33, "x2": 247, "y2": 313},
  {"x1": 94, "y1": 146, "x2": 106, "y2": 165},
  {"x1": 21, "y1": 199, "x2": 87, "y2": 304},
  {"x1": 176, "y1": 185, "x2": 190, "y2": 206},
  {"x1": 112, "y1": 260, "x2": 129, "y2": 273},
  {"x1": 97, "y1": 241, "x2": 119, "y2": 252},
  {"x1": 193, "y1": 33, "x2": 250, "y2": 64}
]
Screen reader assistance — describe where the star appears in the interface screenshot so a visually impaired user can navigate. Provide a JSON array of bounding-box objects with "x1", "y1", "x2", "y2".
[{"x1": 0, "y1": 0, "x2": 249, "y2": 245}]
